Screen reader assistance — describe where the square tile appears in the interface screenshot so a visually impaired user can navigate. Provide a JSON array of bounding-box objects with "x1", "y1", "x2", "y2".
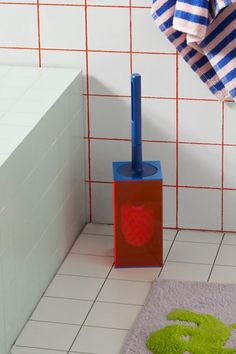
[
  {"x1": 40, "y1": 6, "x2": 85, "y2": 49},
  {"x1": 11, "y1": 348, "x2": 66, "y2": 354},
  {"x1": 58, "y1": 254, "x2": 113, "y2": 278},
  {"x1": 0, "y1": 50, "x2": 38, "y2": 67},
  {"x1": 132, "y1": 8, "x2": 174, "y2": 53},
  {"x1": 0, "y1": 6, "x2": 38, "y2": 47},
  {"x1": 91, "y1": 139, "x2": 129, "y2": 181},
  {"x1": 167, "y1": 241, "x2": 219, "y2": 264},
  {"x1": 224, "y1": 102, "x2": 236, "y2": 145},
  {"x1": 164, "y1": 240, "x2": 173, "y2": 260},
  {"x1": 82, "y1": 223, "x2": 113, "y2": 236},
  {"x1": 215, "y1": 245, "x2": 236, "y2": 266},
  {"x1": 164, "y1": 229, "x2": 178, "y2": 241},
  {"x1": 31, "y1": 297, "x2": 92, "y2": 325},
  {"x1": 178, "y1": 100, "x2": 221, "y2": 144},
  {"x1": 90, "y1": 96, "x2": 130, "y2": 139},
  {"x1": 178, "y1": 188, "x2": 221, "y2": 230},
  {"x1": 88, "y1": 7, "x2": 129, "y2": 50},
  {"x1": 224, "y1": 146, "x2": 236, "y2": 188},
  {"x1": 179, "y1": 144, "x2": 221, "y2": 187},
  {"x1": 71, "y1": 233, "x2": 113, "y2": 256},
  {"x1": 109, "y1": 265, "x2": 161, "y2": 282},
  {"x1": 223, "y1": 190, "x2": 236, "y2": 231},
  {"x1": 85, "y1": 302, "x2": 142, "y2": 329},
  {"x1": 143, "y1": 142, "x2": 176, "y2": 185},
  {"x1": 223, "y1": 233, "x2": 236, "y2": 245},
  {"x1": 89, "y1": 52, "x2": 130, "y2": 95},
  {"x1": 163, "y1": 187, "x2": 176, "y2": 228},
  {"x1": 178, "y1": 58, "x2": 214, "y2": 99},
  {"x1": 97, "y1": 279, "x2": 151, "y2": 305},
  {"x1": 209, "y1": 265, "x2": 236, "y2": 283},
  {"x1": 142, "y1": 98, "x2": 176, "y2": 141},
  {"x1": 176, "y1": 230, "x2": 223, "y2": 244},
  {"x1": 132, "y1": 53, "x2": 176, "y2": 97},
  {"x1": 71, "y1": 326, "x2": 127, "y2": 354},
  {"x1": 45, "y1": 275, "x2": 104, "y2": 300},
  {"x1": 160, "y1": 262, "x2": 211, "y2": 281},
  {"x1": 88, "y1": 0, "x2": 129, "y2": 4},
  {"x1": 15, "y1": 321, "x2": 79, "y2": 351},
  {"x1": 132, "y1": 0, "x2": 151, "y2": 5},
  {"x1": 91, "y1": 182, "x2": 113, "y2": 224}
]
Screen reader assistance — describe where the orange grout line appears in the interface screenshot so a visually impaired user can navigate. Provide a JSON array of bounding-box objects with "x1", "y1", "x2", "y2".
[
  {"x1": 36, "y1": 0, "x2": 42, "y2": 66},
  {"x1": 129, "y1": 0, "x2": 133, "y2": 74},
  {"x1": 221, "y1": 102, "x2": 225, "y2": 232},
  {"x1": 175, "y1": 50, "x2": 179, "y2": 229},
  {"x1": 85, "y1": 180, "x2": 236, "y2": 192},
  {"x1": 84, "y1": 0, "x2": 92, "y2": 222},
  {"x1": 0, "y1": 1, "x2": 150, "y2": 8}
]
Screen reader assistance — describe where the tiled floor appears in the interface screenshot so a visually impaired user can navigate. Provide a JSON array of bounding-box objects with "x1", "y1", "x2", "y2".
[{"x1": 11, "y1": 224, "x2": 236, "y2": 354}]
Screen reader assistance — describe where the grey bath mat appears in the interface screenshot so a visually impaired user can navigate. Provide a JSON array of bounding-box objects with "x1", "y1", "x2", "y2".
[{"x1": 122, "y1": 279, "x2": 236, "y2": 353}]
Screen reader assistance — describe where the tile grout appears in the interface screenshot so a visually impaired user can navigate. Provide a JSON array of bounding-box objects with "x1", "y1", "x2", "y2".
[
  {"x1": 66, "y1": 263, "x2": 115, "y2": 353},
  {"x1": 207, "y1": 233, "x2": 226, "y2": 282}
]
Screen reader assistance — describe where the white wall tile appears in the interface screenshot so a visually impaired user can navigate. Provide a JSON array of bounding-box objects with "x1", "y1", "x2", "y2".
[
  {"x1": 132, "y1": 0, "x2": 150, "y2": 5},
  {"x1": 88, "y1": 0, "x2": 129, "y2": 4},
  {"x1": 0, "y1": 6, "x2": 38, "y2": 47},
  {"x1": 178, "y1": 188, "x2": 221, "y2": 230},
  {"x1": 163, "y1": 187, "x2": 176, "y2": 228},
  {"x1": 223, "y1": 190, "x2": 236, "y2": 231},
  {"x1": 132, "y1": 53, "x2": 176, "y2": 97},
  {"x1": 132, "y1": 8, "x2": 174, "y2": 53},
  {"x1": 224, "y1": 102, "x2": 236, "y2": 145},
  {"x1": 88, "y1": 7, "x2": 130, "y2": 51},
  {"x1": 89, "y1": 52, "x2": 130, "y2": 95},
  {"x1": 0, "y1": 49, "x2": 39, "y2": 66},
  {"x1": 224, "y1": 146, "x2": 236, "y2": 189},
  {"x1": 142, "y1": 98, "x2": 176, "y2": 141},
  {"x1": 178, "y1": 100, "x2": 222, "y2": 143},
  {"x1": 91, "y1": 182, "x2": 113, "y2": 223},
  {"x1": 178, "y1": 58, "x2": 214, "y2": 99},
  {"x1": 40, "y1": 6, "x2": 85, "y2": 49},
  {"x1": 90, "y1": 96, "x2": 131, "y2": 138},
  {"x1": 179, "y1": 144, "x2": 221, "y2": 187},
  {"x1": 143, "y1": 142, "x2": 176, "y2": 185}
]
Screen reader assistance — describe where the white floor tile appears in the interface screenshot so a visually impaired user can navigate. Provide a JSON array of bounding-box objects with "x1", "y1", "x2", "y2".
[
  {"x1": 45, "y1": 275, "x2": 104, "y2": 300},
  {"x1": 15, "y1": 321, "x2": 79, "y2": 351},
  {"x1": 11, "y1": 347, "x2": 66, "y2": 354},
  {"x1": 209, "y1": 265, "x2": 236, "y2": 283},
  {"x1": 85, "y1": 302, "x2": 142, "y2": 330},
  {"x1": 83, "y1": 223, "x2": 113, "y2": 236},
  {"x1": 215, "y1": 245, "x2": 236, "y2": 266},
  {"x1": 71, "y1": 326, "x2": 127, "y2": 354},
  {"x1": 109, "y1": 266, "x2": 161, "y2": 282},
  {"x1": 160, "y1": 262, "x2": 212, "y2": 281},
  {"x1": 31, "y1": 297, "x2": 92, "y2": 325},
  {"x1": 58, "y1": 254, "x2": 113, "y2": 278},
  {"x1": 167, "y1": 241, "x2": 219, "y2": 264},
  {"x1": 164, "y1": 240, "x2": 173, "y2": 260},
  {"x1": 71, "y1": 234, "x2": 113, "y2": 257},
  {"x1": 223, "y1": 233, "x2": 236, "y2": 245},
  {"x1": 97, "y1": 279, "x2": 151, "y2": 305},
  {"x1": 164, "y1": 229, "x2": 178, "y2": 241},
  {"x1": 176, "y1": 230, "x2": 223, "y2": 244}
]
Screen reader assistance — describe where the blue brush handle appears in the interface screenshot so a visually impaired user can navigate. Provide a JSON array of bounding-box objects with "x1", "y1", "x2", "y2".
[{"x1": 131, "y1": 73, "x2": 143, "y2": 174}]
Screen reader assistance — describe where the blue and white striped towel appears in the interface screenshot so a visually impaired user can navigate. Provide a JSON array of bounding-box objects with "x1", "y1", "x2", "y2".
[{"x1": 151, "y1": 0, "x2": 236, "y2": 100}]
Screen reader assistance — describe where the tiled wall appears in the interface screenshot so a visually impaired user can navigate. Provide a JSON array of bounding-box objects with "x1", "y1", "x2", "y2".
[
  {"x1": 0, "y1": 68, "x2": 86, "y2": 354},
  {"x1": 0, "y1": 0, "x2": 236, "y2": 232}
]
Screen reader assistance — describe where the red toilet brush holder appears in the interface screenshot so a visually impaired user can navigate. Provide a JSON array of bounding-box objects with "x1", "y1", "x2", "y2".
[{"x1": 112, "y1": 73, "x2": 163, "y2": 268}]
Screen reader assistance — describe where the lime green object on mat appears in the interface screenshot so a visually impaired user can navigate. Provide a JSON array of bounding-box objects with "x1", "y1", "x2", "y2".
[{"x1": 146, "y1": 309, "x2": 236, "y2": 354}]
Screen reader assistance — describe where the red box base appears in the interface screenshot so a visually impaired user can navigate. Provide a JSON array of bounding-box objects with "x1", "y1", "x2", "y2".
[{"x1": 113, "y1": 179, "x2": 163, "y2": 268}]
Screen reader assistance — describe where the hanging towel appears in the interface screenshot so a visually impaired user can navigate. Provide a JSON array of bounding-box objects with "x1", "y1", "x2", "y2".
[{"x1": 151, "y1": 0, "x2": 236, "y2": 101}]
